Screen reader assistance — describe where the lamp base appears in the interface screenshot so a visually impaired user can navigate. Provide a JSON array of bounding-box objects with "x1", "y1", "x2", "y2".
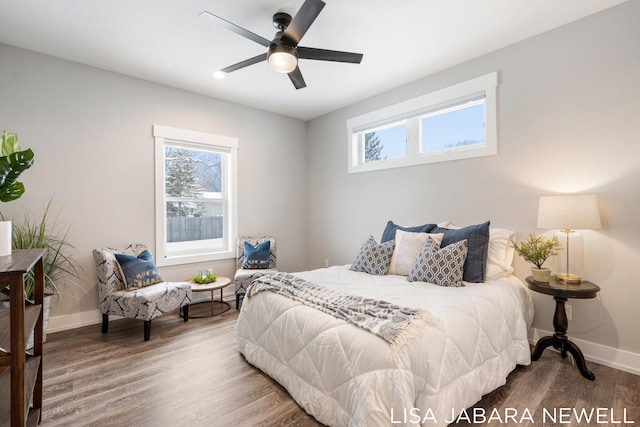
[
  {"x1": 553, "y1": 230, "x2": 584, "y2": 285},
  {"x1": 554, "y1": 273, "x2": 582, "y2": 284}
]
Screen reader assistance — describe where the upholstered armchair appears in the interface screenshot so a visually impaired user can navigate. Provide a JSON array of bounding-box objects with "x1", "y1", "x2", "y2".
[
  {"x1": 93, "y1": 244, "x2": 192, "y2": 341},
  {"x1": 234, "y1": 236, "x2": 277, "y2": 309}
]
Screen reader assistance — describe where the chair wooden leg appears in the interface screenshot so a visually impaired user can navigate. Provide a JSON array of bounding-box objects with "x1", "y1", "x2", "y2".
[
  {"x1": 183, "y1": 305, "x2": 189, "y2": 321},
  {"x1": 143, "y1": 320, "x2": 151, "y2": 341},
  {"x1": 102, "y1": 314, "x2": 109, "y2": 334}
]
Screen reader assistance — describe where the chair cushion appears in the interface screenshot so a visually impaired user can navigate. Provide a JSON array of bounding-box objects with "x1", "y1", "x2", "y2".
[
  {"x1": 242, "y1": 241, "x2": 271, "y2": 269},
  {"x1": 99, "y1": 281, "x2": 192, "y2": 321},
  {"x1": 114, "y1": 249, "x2": 163, "y2": 289},
  {"x1": 234, "y1": 269, "x2": 278, "y2": 295}
]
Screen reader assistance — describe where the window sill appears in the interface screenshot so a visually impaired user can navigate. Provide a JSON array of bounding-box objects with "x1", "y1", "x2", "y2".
[{"x1": 155, "y1": 249, "x2": 235, "y2": 267}]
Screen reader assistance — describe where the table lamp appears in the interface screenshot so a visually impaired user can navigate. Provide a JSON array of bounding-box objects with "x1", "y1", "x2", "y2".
[{"x1": 537, "y1": 194, "x2": 601, "y2": 284}]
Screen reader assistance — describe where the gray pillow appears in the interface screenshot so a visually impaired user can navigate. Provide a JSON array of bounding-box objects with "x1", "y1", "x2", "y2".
[
  {"x1": 408, "y1": 238, "x2": 468, "y2": 287},
  {"x1": 431, "y1": 221, "x2": 490, "y2": 283},
  {"x1": 350, "y1": 235, "x2": 395, "y2": 276}
]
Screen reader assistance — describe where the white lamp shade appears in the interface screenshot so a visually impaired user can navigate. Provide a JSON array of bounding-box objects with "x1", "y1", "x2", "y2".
[{"x1": 537, "y1": 194, "x2": 601, "y2": 230}]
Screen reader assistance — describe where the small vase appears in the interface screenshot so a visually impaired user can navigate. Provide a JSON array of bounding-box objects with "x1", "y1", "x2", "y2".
[
  {"x1": 0, "y1": 221, "x2": 11, "y2": 257},
  {"x1": 531, "y1": 267, "x2": 552, "y2": 283}
]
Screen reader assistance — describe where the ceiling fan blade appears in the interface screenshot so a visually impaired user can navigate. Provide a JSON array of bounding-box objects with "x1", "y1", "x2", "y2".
[
  {"x1": 200, "y1": 11, "x2": 271, "y2": 47},
  {"x1": 288, "y1": 66, "x2": 307, "y2": 89},
  {"x1": 220, "y1": 53, "x2": 268, "y2": 74},
  {"x1": 282, "y1": 0, "x2": 325, "y2": 45},
  {"x1": 297, "y1": 47, "x2": 363, "y2": 64}
]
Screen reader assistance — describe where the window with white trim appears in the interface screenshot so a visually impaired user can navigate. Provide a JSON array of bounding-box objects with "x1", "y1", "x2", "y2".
[
  {"x1": 153, "y1": 125, "x2": 238, "y2": 266},
  {"x1": 347, "y1": 72, "x2": 498, "y2": 173}
]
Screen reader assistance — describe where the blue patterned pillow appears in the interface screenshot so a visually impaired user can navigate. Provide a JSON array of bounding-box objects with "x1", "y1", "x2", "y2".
[
  {"x1": 243, "y1": 241, "x2": 271, "y2": 269},
  {"x1": 380, "y1": 220, "x2": 437, "y2": 243},
  {"x1": 350, "y1": 235, "x2": 395, "y2": 276},
  {"x1": 408, "y1": 238, "x2": 468, "y2": 287},
  {"x1": 431, "y1": 221, "x2": 490, "y2": 283},
  {"x1": 114, "y1": 249, "x2": 163, "y2": 290}
]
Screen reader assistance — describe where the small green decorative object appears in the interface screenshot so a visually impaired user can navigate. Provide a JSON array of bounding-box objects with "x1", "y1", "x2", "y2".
[
  {"x1": 191, "y1": 272, "x2": 217, "y2": 284},
  {"x1": 512, "y1": 233, "x2": 562, "y2": 269}
]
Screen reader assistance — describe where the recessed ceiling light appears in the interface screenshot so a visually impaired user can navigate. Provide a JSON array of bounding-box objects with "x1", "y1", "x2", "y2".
[{"x1": 213, "y1": 71, "x2": 226, "y2": 79}]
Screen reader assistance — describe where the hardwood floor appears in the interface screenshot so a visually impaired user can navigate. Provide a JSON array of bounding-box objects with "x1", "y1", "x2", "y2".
[{"x1": 40, "y1": 307, "x2": 639, "y2": 426}]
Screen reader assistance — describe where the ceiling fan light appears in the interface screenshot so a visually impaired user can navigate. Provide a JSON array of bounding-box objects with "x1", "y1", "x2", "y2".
[{"x1": 268, "y1": 45, "x2": 298, "y2": 73}]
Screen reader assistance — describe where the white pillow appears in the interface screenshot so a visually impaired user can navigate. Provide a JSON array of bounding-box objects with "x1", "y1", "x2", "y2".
[
  {"x1": 485, "y1": 263, "x2": 512, "y2": 281},
  {"x1": 487, "y1": 227, "x2": 516, "y2": 272},
  {"x1": 388, "y1": 230, "x2": 444, "y2": 276}
]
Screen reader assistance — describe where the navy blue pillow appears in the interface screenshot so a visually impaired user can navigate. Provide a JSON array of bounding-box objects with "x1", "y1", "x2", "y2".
[
  {"x1": 380, "y1": 221, "x2": 437, "y2": 243},
  {"x1": 431, "y1": 221, "x2": 490, "y2": 283},
  {"x1": 114, "y1": 249, "x2": 163, "y2": 290},
  {"x1": 243, "y1": 241, "x2": 271, "y2": 269}
]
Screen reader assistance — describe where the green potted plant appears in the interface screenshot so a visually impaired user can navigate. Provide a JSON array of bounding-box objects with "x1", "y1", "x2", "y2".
[
  {"x1": 512, "y1": 234, "x2": 562, "y2": 283},
  {"x1": 2, "y1": 199, "x2": 82, "y2": 344},
  {"x1": 191, "y1": 271, "x2": 217, "y2": 284},
  {"x1": 0, "y1": 130, "x2": 35, "y2": 255}
]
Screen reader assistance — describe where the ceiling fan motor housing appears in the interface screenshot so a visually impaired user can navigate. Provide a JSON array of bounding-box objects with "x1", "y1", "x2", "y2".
[{"x1": 272, "y1": 12, "x2": 292, "y2": 31}]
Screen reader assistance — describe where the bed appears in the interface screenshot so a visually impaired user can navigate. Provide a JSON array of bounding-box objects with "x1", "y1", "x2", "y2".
[{"x1": 236, "y1": 222, "x2": 534, "y2": 427}]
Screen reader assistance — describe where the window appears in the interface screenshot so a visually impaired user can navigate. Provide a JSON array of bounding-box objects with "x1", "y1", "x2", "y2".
[
  {"x1": 363, "y1": 121, "x2": 407, "y2": 161},
  {"x1": 348, "y1": 72, "x2": 498, "y2": 173},
  {"x1": 153, "y1": 125, "x2": 238, "y2": 266}
]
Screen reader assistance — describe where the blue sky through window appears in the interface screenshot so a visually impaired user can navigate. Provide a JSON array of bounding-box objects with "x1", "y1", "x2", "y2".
[
  {"x1": 365, "y1": 102, "x2": 485, "y2": 160},
  {"x1": 422, "y1": 103, "x2": 484, "y2": 152},
  {"x1": 366, "y1": 124, "x2": 407, "y2": 160}
]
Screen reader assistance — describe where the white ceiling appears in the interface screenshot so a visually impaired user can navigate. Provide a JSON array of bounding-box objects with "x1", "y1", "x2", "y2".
[{"x1": 0, "y1": 0, "x2": 627, "y2": 121}]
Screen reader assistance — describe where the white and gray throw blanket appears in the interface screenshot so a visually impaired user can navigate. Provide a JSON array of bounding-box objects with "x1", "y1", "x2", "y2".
[{"x1": 246, "y1": 272, "x2": 436, "y2": 355}]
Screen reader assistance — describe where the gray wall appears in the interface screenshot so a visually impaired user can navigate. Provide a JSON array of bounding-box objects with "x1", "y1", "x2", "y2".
[
  {"x1": 0, "y1": 43, "x2": 308, "y2": 320},
  {"x1": 306, "y1": 2, "x2": 640, "y2": 355}
]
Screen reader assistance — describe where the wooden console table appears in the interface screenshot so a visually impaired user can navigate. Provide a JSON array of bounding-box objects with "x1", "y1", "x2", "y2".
[{"x1": 0, "y1": 249, "x2": 46, "y2": 426}]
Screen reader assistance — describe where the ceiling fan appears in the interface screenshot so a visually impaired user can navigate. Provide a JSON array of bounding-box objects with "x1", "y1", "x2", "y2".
[{"x1": 200, "y1": 0, "x2": 364, "y2": 89}]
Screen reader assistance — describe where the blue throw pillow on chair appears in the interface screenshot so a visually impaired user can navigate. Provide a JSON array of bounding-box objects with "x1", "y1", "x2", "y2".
[
  {"x1": 242, "y1": 241, "x2": 271, "y2": 269},
  {"x1": 115, "y1": 249, "x2": 163, "y2": 290}
]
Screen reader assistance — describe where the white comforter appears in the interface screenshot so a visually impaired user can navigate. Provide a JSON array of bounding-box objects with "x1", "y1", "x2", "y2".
[{"x1": 236, "y1": 265, "x2": 534, "y2": 427}]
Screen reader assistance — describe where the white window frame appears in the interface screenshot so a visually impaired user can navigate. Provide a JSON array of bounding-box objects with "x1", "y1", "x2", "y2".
[
  {"x1": 153, "y1": 125, "x2": 238, "y2": 266},
  {"x1": 347, "y1": 72, "x2": 498, "y2": 174}
]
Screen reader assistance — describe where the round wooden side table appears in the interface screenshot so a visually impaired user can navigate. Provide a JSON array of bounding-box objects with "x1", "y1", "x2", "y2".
[
  {"x1": 526, "y1": 276, "x2": 600, "y2": 380},
  {"x1": 186, "y1": 276, "x2": 231, "y2": 318}
]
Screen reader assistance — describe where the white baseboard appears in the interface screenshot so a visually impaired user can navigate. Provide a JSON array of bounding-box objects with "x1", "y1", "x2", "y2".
[
  {"x1": 47, "y1": 309, "x2": 103, "y2": 333},
  {"x1": 529, "y1": 328, "x2": 640, "y2": 376},
  {"x1": 47, "y1": 294, "x2": 236, "y2": 334}
]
